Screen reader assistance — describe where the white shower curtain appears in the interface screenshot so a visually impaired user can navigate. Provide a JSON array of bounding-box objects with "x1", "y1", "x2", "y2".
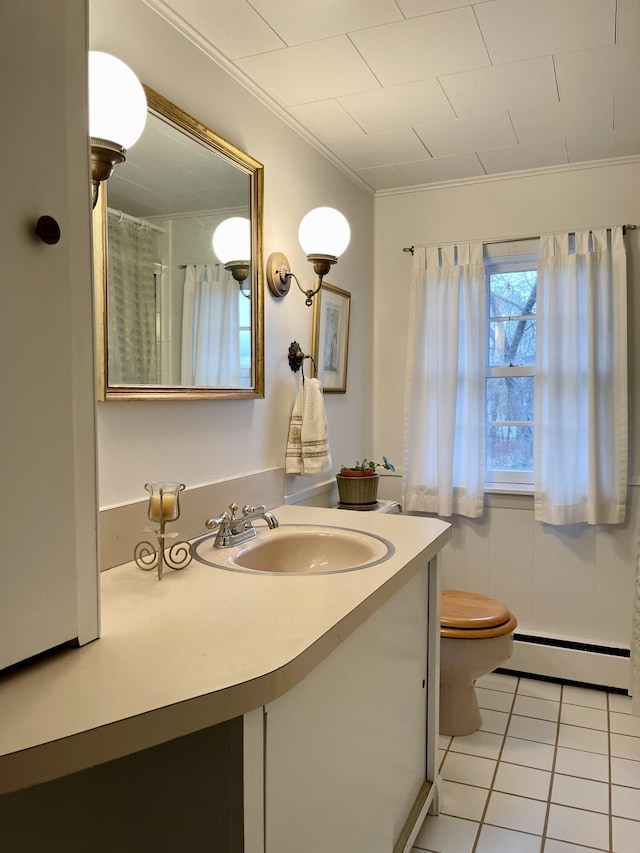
[
  {"x1": 181, "y1": 264, "x2": 241, "y2": 386},
  {"x1": 107, "y1": 212, "x2": 157, "y2": 384},
  {"x1": 403, "y1": 243, "x2": 486, "y2": 518},
  {"x1": 534, "y1": 228, "x2": 628, "y2": 525}
]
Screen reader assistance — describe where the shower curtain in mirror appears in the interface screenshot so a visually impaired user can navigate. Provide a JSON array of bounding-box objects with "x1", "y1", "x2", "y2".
[
  {"x1": 180, "y1": 264, "x2": 241, "y2": 386},
  {"x1": 107, "y1": 212, "x2": 157, "y2": 384},
  {"x1": 633, "y1": 546, "x2": 640, "y2": 715}
]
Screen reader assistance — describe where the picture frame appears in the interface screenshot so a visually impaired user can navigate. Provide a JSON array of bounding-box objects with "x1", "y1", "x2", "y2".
[{"x1": 312, "y1": 282, "x2": 350, "y2": 393}]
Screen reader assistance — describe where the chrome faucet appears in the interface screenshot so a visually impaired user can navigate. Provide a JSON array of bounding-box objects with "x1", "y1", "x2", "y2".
[{"x1": 205, "y1": 503, "x2": 279, "y2": 548}]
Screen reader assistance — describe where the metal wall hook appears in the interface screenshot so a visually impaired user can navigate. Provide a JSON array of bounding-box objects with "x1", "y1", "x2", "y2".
[{"x1": 288, "y1": 341, "x2": 316, "y2": 377}]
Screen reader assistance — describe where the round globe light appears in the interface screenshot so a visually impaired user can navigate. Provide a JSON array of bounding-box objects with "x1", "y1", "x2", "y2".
[
  {"x1": 298, "y1": 207, "x2": 350, "y2": 259},
  {"x1": 88, "y1": 52, "x2": 147, "y2": 151},
  {"x1": 212, "y1": 217, "x2": 251, "y2": 263}
]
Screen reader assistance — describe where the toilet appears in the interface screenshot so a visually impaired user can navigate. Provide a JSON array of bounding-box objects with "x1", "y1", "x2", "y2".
[{"x1": 440, "y1": 590, "x2": 517, "y2": 737}]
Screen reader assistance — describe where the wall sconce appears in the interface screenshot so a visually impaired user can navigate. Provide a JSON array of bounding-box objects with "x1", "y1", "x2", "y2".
[
  {"x1": 88, "y1": 51, "x2": 147, "y2": 208},
  {"x1": 212, "y1": 216, "x2": 251, "y2": 296},
  {"x1": 266, "y1": 207, "x2": 350, "y2": 306}
]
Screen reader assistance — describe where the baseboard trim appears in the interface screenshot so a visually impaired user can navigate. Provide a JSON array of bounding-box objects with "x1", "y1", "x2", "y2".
[{"x1": 503, "y1": 633, "x2": 630, "y2": 692}]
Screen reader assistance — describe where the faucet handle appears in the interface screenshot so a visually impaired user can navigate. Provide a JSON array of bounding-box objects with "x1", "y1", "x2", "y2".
[{"x1": 243, "y1": 504, "x2": 266, "y2": 516}]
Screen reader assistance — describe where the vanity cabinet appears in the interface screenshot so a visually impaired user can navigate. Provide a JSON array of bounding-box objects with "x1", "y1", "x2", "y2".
[
  {"x1": 259, "y1": 563, "x2": 440, "y2": 853},
  {"x1": 0, "y1": 0, "x2": 99, "y2": 669}
]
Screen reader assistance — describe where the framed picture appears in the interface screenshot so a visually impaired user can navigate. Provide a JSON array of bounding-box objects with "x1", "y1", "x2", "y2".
[{"x1": 312, "y1": 282, "x2": 350, "y2": 393}]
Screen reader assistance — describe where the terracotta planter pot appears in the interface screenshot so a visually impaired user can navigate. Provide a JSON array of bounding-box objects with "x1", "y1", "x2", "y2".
[{"x1": 336, "y1": 471, "x2": 379, "y2": 506}]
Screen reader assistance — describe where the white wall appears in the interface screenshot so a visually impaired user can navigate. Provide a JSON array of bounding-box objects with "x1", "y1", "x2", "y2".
[
  {"x1": 373, "y1": 162, "x2": 640, "y2": 656},
  {"x1": 90, "y1": 0, "x2": 374, "y2": 508}
]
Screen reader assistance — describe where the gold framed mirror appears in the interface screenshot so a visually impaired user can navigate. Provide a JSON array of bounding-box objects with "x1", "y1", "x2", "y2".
[{"x1": 93, "y1": 85, "x2": 264, "y2": 400}]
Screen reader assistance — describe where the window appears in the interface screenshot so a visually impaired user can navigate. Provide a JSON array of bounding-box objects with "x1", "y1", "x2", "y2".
[
  {"x1": 238, "y1": 288, "x2": 252, "y2": 387},
  {"x1": 485, "y1": 252, "x2": 538, "y2": 487}
]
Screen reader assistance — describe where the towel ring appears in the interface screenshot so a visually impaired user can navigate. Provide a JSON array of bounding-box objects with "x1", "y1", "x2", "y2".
[{"x1": 288, "y1": 341, "x2": 316, "y2": 377}]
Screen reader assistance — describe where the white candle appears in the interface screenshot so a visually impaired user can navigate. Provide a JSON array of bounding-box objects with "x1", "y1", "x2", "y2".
[{"x1": 149, "y1": 492, "x2": 177, "y2": 521}]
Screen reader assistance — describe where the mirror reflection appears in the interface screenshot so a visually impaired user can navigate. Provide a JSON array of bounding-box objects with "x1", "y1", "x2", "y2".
[{"x1": 95, "y1": 85, "x2": 264, "y2": 400}]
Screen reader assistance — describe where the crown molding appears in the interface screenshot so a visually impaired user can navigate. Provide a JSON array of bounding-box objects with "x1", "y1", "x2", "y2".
[{"x1": 375, "y1": 154, "x2": 640, "y2": 198}]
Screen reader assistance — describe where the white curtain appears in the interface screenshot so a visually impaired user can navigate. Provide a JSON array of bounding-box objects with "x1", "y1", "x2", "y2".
[
  {"x1": 534, "y1": 228, "x2": 627, "y2": 525},
  {"x1": 403, "y1": 243, "x2": 485, "y2": 518},
  {"x1": 107, "y1": 213, "x2": 157, "y2": 384},
  {"x1": 181, "y1": 264, "x2": 241, "y2": 386}
]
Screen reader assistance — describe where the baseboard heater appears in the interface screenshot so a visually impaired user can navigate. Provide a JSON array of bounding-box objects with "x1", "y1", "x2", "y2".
[{"x1": 497, "y1": 632, "x2": 631, "y2": 693}]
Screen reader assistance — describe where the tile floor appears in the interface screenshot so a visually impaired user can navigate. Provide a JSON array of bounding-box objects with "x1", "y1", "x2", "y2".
[{"x1": 413, "y1": 673, "x2": 640, "y2": 853}]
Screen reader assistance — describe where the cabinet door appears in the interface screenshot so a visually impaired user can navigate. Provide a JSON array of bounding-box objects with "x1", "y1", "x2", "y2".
[
  {"x1": 265, "y1": 567, "x2": 429, "y2": 853},
  {"x1": 0, "y1": 0, "x2": 99, "y2": 669}
]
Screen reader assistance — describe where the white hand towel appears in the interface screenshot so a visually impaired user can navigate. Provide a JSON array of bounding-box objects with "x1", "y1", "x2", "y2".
[{"x1": 285, "y1": 377, "x2": 331, "y2": 475}]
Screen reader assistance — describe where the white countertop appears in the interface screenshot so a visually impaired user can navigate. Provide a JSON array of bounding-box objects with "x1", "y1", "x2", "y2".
[{"x1": 0, "y1": 505, "x2": 450, "y2": 793}]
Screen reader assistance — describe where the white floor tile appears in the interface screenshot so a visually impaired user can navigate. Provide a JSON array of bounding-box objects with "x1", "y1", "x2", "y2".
[
  {"x1": 475, "y1": 824, "x2": 542, "y2": 852},
  {"x1": 611, "y1": 756, "x2": 640, "y2": 788},
  {"x1": 439, "y1": 780, "x2": 488, "y2": 821},
  {"x1": 517, "y1": 678, "x2": 562, "y2": 701},
  {"x1": 554, "y1": 746, "x2": 609, "y2": 782},
  {"x1": 493, "y1": 762, "x2": 551, "y2": 800},
  {"x1": 562, "y1": 685, "x2": 607, "y2": 709},
  {"x1": 611, "y1": 732, "x2": 640, "y2": 762},
  {"x1": 560, "y1": 703, "x2": 608, "y2": 731},
  {"x1": 450, "y1": 729, "x2": 503, "y2": 760},
  {"x1": 476, "y1": 686, "x2": 513, "y2": 712},
  {"x1": 413, "y1": 814, "x2": 478, "y2": 853},
  {"x1": 440, "y1": 751, "x2": 496, "y2": 788},
  {"x1": 484, "y1": 791, "x2": 547, "y2": 835},
  {"x1": 546, "y1": 804, "x2": 610, "y2": 850},
  {"x1": 610, "y1": 710, "x2": 640, "y2": 737},
  {"x1": 439, "y1": 734, "x2": 452, "y2": 749},
  {"x1": 513, "y1": 694, "x2": 559, "y2": 722},
  {"x1": 611, "y1": 784, "x2": 640, "y2": 820},
  {"x1": 475, "y1": 672, "x2": 518, "y2": 693},
  {"x1": 479, "y1": 708, "x2": 509, "y2": 734},
  {"x1": 612, "y1": 815, "x2": 640, "y2": 853},
  {"x1": 608, "y1": 692, "x2": 633, "y2": 715},
  {"x1": 508, "y1": 714, "x2": 558, "y2": 745},
  {"x1": 557, "y1": 724, "x2": 609, "y2": 755},
  {"x1": 551, "y1": 773, "x2": 609, "y2": 813},
  {"x1": 501, "y1": 736, "x2": 555, "y2": 770},
  {"x1": 545, "y1": 840, "x2": 607, "y2": 852}
]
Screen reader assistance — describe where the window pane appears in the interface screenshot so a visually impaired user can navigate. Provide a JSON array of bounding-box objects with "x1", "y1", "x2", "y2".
[
  {"x1": 489, "y1": 270, "x2": 537, "y2": 317},
  {"x1": 486, "y1": 425, "x2": 533, "y2": 472},
  {"x1": 489, "y1": 318, "x2": 536, "y2": 366},
  {"x1": 486, "y1": 376, "x2": 534, "y2": 422}
]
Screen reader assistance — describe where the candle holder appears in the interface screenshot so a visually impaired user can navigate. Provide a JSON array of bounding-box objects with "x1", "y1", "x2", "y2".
[{"x1": 134, "y1": 482, "x2": 193, "y2": 580}]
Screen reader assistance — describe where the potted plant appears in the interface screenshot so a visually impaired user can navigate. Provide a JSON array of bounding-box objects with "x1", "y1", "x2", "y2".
[{"x1": 336, "y1": 457, "x2": 395, "y2": 507}]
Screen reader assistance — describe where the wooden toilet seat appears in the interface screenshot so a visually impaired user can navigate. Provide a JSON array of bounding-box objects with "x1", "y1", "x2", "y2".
[{"x1": 441, "y1": 589, "x2": 517, "y2": 639}]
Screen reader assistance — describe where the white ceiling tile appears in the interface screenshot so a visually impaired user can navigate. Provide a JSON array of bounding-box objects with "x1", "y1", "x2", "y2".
[
  {"x1": 510, "y1": 96, "x2": 614, "y2": 144},
  {"x1": 152, "y1": 0, "x2": 285, "y2": 59},
  {"x1": 567, "y1": 130, "x2": 640, "y2": 163},
  {"x1": 349, "y1": 8, "x2": 490, "y2": 87},
  {"x1": 237, "y1": 36, "x2": 380, "y2": 105},
  {"x1": 356, "y1": 165, "x2": 413, "y2": 191},
  {"x1": 477, "y1": 139, "x2": 568, "y2": 174},
  {"x1": 615, "y1": 91, "x2": 640, "y2": 135},
  {"x1": 397, "y1": 0, "x2": 478, "y2": 16},
  {"x1": 247, "y1": 0, "x2": 402, "y2": 46},
  {"x1": 554, "y1": 45, "x2": 617, "y2": 101},
  {"x1": 329, "y1": 128, "x2": 430, "y2": 169},
  {"x1": 617, "y1": 0, "x2": 640, "y2": 43},
  {"x1": 397, "y1": 152, "x2": 485, "y2": 184},
  {"x1": 474, "y1": 0, "x2": 615, "y2": 65},
  {"x1": 440, "y1": 57, "x2": 558, "y2": 118},
  {"x1": 288, "y1": 100, "x2": 365, "y2": 141},
  {"x1": 415, "y1": 112, "x2": 517, "y2": 157},
  {"x1": 338, "y1": 79, "x2": 456, "y2": 134}
]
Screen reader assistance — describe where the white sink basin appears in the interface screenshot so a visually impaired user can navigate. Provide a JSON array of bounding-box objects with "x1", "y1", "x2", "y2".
[{"x1": 193, "y1": 524, "x2": 394, "y2": 575}]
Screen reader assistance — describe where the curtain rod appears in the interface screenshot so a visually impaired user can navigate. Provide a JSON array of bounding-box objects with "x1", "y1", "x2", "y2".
[
  {"x1": 402, "y1": 224, "x2": 637, "y2": 255},
  {"x1": 107, "y1": 207, "x2": 166, "y2": 234}
]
